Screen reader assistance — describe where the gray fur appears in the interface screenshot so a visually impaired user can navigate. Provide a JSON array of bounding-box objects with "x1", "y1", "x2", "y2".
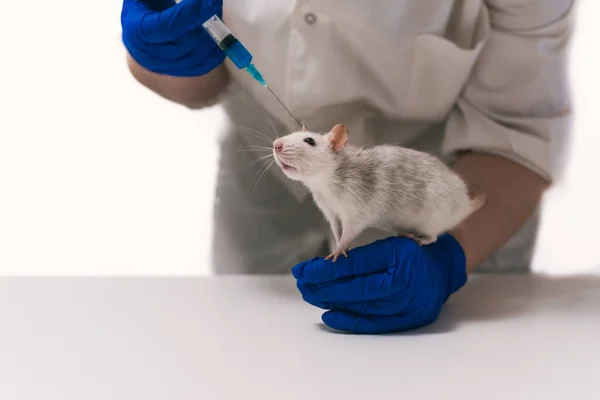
[{"x1": 272, "y1": 128, "x2": 485, "y2": 257}]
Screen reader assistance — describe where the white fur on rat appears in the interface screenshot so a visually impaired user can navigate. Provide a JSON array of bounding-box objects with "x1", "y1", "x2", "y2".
[{"x1": 272, "y1": 124, "x2": 486, "y2": 262}]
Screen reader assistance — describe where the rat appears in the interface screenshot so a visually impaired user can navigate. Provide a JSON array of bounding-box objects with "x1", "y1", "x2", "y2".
[{"x1": 272, "y1": 124, "x2": 486, "y2": 262}]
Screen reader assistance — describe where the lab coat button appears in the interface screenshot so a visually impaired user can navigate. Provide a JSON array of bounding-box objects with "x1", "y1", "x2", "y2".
[{"x1": 304, "y1": 12, "x2": 317, "y2": 25}]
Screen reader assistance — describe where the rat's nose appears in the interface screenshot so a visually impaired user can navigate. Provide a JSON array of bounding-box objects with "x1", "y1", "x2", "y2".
[{"x1": 274, "y1": 139, "x2": 283, "y2": 153}]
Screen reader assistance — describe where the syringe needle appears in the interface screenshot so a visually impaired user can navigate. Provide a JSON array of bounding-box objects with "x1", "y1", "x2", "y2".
[
  {"x1": 201, "y1": 14, "x2": 305, "y2": 130},
  {"x1": 265, "y1": 86, "x2": 303, "y2": 129}
]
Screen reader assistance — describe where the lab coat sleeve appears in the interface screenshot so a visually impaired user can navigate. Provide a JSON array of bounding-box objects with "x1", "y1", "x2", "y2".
[{"x1": 442, "y1": 0, "x2": 575, "y2": 183}]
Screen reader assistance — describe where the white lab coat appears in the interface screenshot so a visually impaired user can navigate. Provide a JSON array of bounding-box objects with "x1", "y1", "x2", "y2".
[{"x1": 210, "y1": 0, "x2": 575, "y2": 274}]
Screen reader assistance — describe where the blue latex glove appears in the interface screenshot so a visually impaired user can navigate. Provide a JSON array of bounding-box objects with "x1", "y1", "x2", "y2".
[
  {"x1": 121, "y1": 0, "x2": 225, "y2": 76},
  {"x1": 292, "y1": 233, "x2": 468, "y2": 334}
]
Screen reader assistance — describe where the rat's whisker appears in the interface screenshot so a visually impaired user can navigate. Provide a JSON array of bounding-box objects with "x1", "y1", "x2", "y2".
[
  {"x1": 241, "y1": 113, "x2": 279, "y2": 142},
  {"x1": 239, "y1": 145, "x2": 273, "y2": 149},
  {"x1": 236, "y1": 145, "x2": 273, "y2": 153},
  {"x1": 237, "y1": 149, "x2": 273, "y2": 153},
  {"x1": 238, "y1": 154, "x2": 274, "y2": 173},
  {"x1": 251, "y1": 114, "x2": 277, "y2": 141},
  {"x1": 250, "y1": 157, "x2": 272, "y2": 188},
  {"x1": 234, "y1": 125, "x2": 273, "y2": 144},
  {"x1": 252, "y1": 158, "x2": 276, "y2": 195},
  {"x1": 283, "y1": 117, "x2": 301, "y2": 135},
  {"x1": 262, "y1": 114, "x2": 281, "y2": 140},
  {"x1": 231, "y1": 110, "x2": 276, "y2": 140}
]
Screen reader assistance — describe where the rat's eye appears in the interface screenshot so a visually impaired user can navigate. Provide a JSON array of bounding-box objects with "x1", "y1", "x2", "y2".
[{"x1": 304, "y1": 137, "x2": 316, "y2": 146}]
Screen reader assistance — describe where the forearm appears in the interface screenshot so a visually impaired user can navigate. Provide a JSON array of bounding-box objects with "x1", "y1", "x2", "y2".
[
  {"x1": 449, "y1": 152, "x2": 549, "y2": 273},
  {"x1": 126, "y1": 53, "x2": 230, "y2": 109}
]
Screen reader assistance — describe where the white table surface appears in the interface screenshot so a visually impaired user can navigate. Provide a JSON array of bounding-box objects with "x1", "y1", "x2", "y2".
[{"x1": 0, "y1": 273, "x2": 599, "y2": 400}]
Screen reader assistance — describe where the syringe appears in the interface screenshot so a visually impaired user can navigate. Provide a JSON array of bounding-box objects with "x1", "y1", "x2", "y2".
[{"x1": 202, "y1": 15, "x2": 303, "y2": 128}]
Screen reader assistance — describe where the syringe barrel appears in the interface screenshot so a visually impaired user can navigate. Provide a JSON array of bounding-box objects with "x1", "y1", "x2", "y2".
[
  {"x1": 202, "y1": 14, "x2": 253, "y2": 69},
  {"x1": 202, "y1": 15, "x2": 232, "y2": 47}
]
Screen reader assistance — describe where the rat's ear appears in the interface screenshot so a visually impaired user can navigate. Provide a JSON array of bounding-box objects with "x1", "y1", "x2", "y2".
[
  {"x1": 327, "y1": 124, "x2": 349, "y2": 152},
  {"x1": 301, "y1": 124, "x2": 308, "y2": 132}
]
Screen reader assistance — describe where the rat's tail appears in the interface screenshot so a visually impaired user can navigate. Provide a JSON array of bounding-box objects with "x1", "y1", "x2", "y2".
[{"x1": 467, "y1": 183, "x2": 486, "y2": 213}]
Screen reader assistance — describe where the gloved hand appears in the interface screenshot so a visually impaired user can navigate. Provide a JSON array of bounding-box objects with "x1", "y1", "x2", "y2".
[
  {"x1": 292, "y1": 233, "x2": 468, "y2": 334},
  {"x1": 121, "y1": 0, "x2": 225, "y2": 76}
]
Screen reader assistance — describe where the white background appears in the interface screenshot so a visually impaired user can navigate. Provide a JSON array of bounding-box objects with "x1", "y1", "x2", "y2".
[{"x1": 0, "y1": 1, "x2": 599, "y2": 276}]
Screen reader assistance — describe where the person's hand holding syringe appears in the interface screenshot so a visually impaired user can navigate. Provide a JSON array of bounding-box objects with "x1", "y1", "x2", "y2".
[{"x1": 122, "y1": 0, "x2": 302, "y2": 127}]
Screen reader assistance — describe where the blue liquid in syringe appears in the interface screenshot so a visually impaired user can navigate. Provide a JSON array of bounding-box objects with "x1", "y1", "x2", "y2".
[
  {"x1": 244, "y1": 63, "x2": 267, "y2": 87},
  {"x1": 220, "y1": 35, "x2": 267, "y2": 86}
]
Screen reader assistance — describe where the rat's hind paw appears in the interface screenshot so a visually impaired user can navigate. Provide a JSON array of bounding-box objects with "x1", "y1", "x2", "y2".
[
  {"x1": 401, "y1": 233, "x2": 437, "y2": 246},
  {"x1": 415, "y1": 236, "x2": 436, "y2": 246}
]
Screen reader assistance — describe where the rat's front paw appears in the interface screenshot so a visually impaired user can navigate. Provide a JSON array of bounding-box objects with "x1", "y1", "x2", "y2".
[{"x1": 325, "y1": 249, "x2": 348, "y2": 263}]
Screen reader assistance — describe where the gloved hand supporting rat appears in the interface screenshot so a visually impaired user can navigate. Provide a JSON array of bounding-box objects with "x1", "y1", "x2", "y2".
[
  {"x1": 291, "y1": 233, "x2": 468, "y2": 334},
  {"x1": 272, "y1": 124, "x2": 485, "y2": 261}
]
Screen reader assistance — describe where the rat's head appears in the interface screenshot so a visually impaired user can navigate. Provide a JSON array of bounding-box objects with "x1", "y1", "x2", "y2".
[{"x1": 272, "y1": 124, "x2": 349, "y2": 181}]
